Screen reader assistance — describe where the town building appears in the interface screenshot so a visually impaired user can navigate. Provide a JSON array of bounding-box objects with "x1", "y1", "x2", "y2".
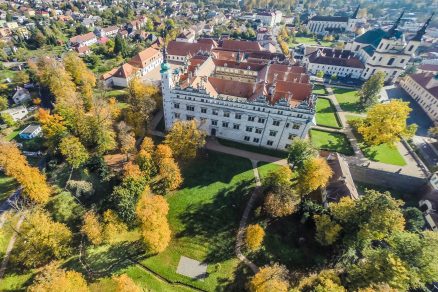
[
  {"x1": 12, "y1": 87, "x2": 31, "y2": 104},
  {"x1": 349, "y1": 12, "x2": 433, "y2": 82},
  {"x1": 69, "y1": 32, "x2": 97, "y2": 48},
  {"x1": 303, "y1": 47, "x2": 365, "y2": 79},
  {"x1": 307, "y1": 6, "x2": 361, "y2": 35},
  {"x1": 400, "y1": 72, "x2": 438, "y2": 123},
  {"x1": 0, "y1": 105, "x2": 28, "y2": 121},
  {"x1": 19, "y1": 124, "x2": 41, "y2": 140},
  {"x1": 96, "y1": 26, "x2": 119, "y2": 38},
  {"x1": 160, "y1": 42, "x2": 316, "y2": 151}
]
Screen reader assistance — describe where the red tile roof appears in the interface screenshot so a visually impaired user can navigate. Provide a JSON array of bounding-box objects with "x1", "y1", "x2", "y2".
[
  {"x1": 167, "y1": 41, "x2": 216, "y2": 57},
  {"x1": 129, "y1": 47, "x2": 161, "y2": 69},
  {"x1": 220, "y1": 40, "x2": 263, "y2": 52},
  {"x1": 69, "y1": 32, "x2": 96, "y2": 44}
]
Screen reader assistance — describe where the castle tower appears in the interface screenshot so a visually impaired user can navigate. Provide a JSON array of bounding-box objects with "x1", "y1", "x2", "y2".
[
  {"x1": 347, "y1": 5, "x2": 361, "y2": 32},
  {"x1": 161, "y1": 47, "x2": 174, "y2": 130}
]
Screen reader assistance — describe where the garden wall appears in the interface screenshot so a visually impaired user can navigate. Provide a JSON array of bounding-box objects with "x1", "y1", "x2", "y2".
[{"x1": 349, "y1": 164, "x2": 427, "y2": 193}]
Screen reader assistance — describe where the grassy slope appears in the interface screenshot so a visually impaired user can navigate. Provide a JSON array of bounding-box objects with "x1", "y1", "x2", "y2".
[
  {"x1": 141, "y1": 151, "x2": 254, "y2": 291},
  {"x1": 310, "y1": 129, "x2": 354, "y2": 155},
  {"x1": 315, "y1": 98, "x2": 342, "y2": 128}
]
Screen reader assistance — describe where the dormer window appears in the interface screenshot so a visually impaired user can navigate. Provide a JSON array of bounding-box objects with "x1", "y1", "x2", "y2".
[{"x1": 408, "y1": 45, "x2": 414, "y2": 51}]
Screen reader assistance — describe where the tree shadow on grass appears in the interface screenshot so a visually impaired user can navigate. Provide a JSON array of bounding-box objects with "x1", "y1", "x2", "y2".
[
  {"x1": 317, "y1": 133, "x2": 354, "y2": 156},
  {"x1": 216, "y1": 261, "x2": 254, "y2": 292},
  {"x1": 62, "y1": 240, "x2": 147, "y2": 281},
  {"x1": 176, "y1": 179, "x2": 253, "y2": 264},
  {"x1": 180, "y1": 151, "x2": 253, "y2": 189}
]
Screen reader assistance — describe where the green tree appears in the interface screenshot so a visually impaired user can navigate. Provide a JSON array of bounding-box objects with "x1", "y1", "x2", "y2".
[
  {"x1": 403, "y1": 207, "x2": 425, "y2": 232},
  {"x1": 59, "y1": 135, "x2": 89, "y2": 182},
  {"x1": 287, "y1": 137, "x2": 317, "y2": 170},
  {"x1": 114, "y1": 34, "x2": 128, "y2": 57},
  {"x1": 357, "y1": 71, "x2": 385, "y2": 108},
  {"x1": 314, "y1": 214, "x2": 342, "y2": 246},
  {"x1": 1, "y1": 112, "x2": 15, "y2": 127},
  {"x1": 0, "y1": 96, "x2": 8, "y2": 111}
]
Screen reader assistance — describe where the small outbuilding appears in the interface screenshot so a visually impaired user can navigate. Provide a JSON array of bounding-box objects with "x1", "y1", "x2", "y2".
[{"x1": 19, "y1": 124, "x2": 42, "y2": 140}]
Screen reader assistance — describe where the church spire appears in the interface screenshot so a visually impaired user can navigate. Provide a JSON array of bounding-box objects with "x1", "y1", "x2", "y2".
[
  {"x1": 352, "y1": 5, "x2": 360, "y2": 19},
  {"x1": 412, "y1": 13, "x2": 434, "y2": 41},
  {"x1": 388, "y1": 10, "x2": 404, "y2": 35}
]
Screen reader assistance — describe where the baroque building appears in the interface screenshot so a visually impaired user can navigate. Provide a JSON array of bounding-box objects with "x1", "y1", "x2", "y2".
[
  {"x1": 306, "y1": 6, "x2": 361, "y2": 35},
  {"x1": 160, "y1": 42, "x2": 316, "y2": 150}
]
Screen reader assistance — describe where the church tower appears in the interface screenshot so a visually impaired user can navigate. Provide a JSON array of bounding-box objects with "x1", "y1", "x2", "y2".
[{"x1": 406, "y1": 13, "x2": 434, "y2": 55}]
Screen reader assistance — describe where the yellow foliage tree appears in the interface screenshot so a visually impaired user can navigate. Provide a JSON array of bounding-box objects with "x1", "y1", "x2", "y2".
[
  {"x1": 158, "y1": 157, "x2": 183, "y2": 193},
  {"x1": 112, "y1": 274, "x2": 142, "y2": 292},
  {"x1": 154, "y1": 144, "x2": 173, "y2": 163},
  {"x1": 0, "y1": 142, "x2": 51, "y2": 204},
  {"x1": 135, "y1": 189, "x2": 171, "y2": 253},
  {"x1": 13, "y1": 210, "x2": 72, "y2": 268},
  {"x1": 314, "y1": 214, "x2": 342, "y2": 246},
  {"x1": 249, "y1": 263, "x2": 290, "y2": 292},
  {"x1": 103, "y1": 210, "x2": 128, "y2": 244},
  {"x1": 164, "y1": 120, "x2": 206, "y2": 160},
  {"x1": 28, "y1": 262, "x2": 88, "y2": 292},
  {"x1": 245, "y1": 224, "x2": 265, "y2": 251},
  {"x1": 38, "y1": 108, "x2": 67, "y2": 152},
  {"x1": 357, "y1": 100, "x2": 417, "y2": 146},
  {"x1": 81, "y1": 210, "x2": 103, "y2": 245},
  {"x1": 296, "y1": 269, "x2": 346, "y2": 292},
  {"x1": 296, "y1": 157, "x2": 333, "y2": 195}
]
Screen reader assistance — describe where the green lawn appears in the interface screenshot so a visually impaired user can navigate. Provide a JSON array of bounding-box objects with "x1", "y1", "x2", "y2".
[
  {"x1": 140, "y1": 151, "x2": 255, "y2": 291},
  {"x1": 315, "y1": 98, "x2": 342, "y2": 129},
  {"x1": 310, "y1": 129, "x2": 354, "y2": 155},
  {"x1": 359, "y1": 142, "x2": 406, "y2": 166},
  {"x1": 333, "y1": 87, "x2": 362, "y2": 113},
  {"x1": 0, "y1": 174, "x2": 17, "y2": 203},
  {"x1": 257, "y1": 162, "x2": 282, "y2": 182},
  {"x1": 289, "y1": 37, "x2": 334, "y2": 48},
  {"x1": 217, "y1": 138, "x2": 288, "y2": 159},
  {"x1": 312, "y1": 85, "x2": 327, "y2": 95}
]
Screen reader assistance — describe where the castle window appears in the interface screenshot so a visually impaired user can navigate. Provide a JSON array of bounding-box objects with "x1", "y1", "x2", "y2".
[
  {"x1": 255, "y1": 128, "x2": 262, "y2": 134},
  {"x1": 246, "y1": 126, "x2": 253, "y2": 132},
  {"x1": 258, "y1": 118, "x2": 265, "y2": 124},
  {"x1": 248, "y1": 116, "x2": 255, "y2": 122},
  {"x1": 174, "y1": 113, "x2": 180, "y2": 119},
  {"x1": 267, "y1": 140, "x2": 274, "y2": 146},
  {"x1": 288, "y1": 133, "x2": 297, "y2": 139},
  {"x1": 212, "y1": 109, "x2": 218, "y2": 115},
  {"x1": 224, "y1": 112, "x2": 230, "y2": 118},
  {"x1": 212, "y1": 120, "x2": 218, "y2": 126},
  {"x1": 174, "y1": 103, "x2": 180, "y2": 109},
  {"x1": 244, "y1": 136, "x2": 250, "y2": 141},
  {"x1": 233, "y1": 124, "x2": 240, "y2": 130},
  {"x1": 292, "y1": 124, "x2": 301, "y2": 129},
  {"x1": 186, "y1": 105, "x2": 195, "y2": 111},
  {"x1": 235, "y1": 113, "x2": 242, "y2": 119},
  {"x1": 186, "y1": 115, "x2": 194, "y2": 121},
  {"x1": 273, "y1": 120, "x2": 280, "y2": 126},
  {"x1": 201, "y1": 107, "x2": 207, "y2": 113},
  {"x1": 222, "y1": 122, "x2": 229, "y2": 128},
  {"x1": 253, "y1": 138, "x2": 260, "y2": 143},
  {"x1": 269, "y1": 130, "x2": 277, "y2": 137}
]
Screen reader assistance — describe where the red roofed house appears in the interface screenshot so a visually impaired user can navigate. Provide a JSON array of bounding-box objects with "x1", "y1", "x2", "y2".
[
  {"x1": 128, "y1": 47, "x2": 162, "y2": 76},
  {"x1": 400, "y1": 72, "x2": 438, "y2": 123},
  {"x1": 167, "y1": 40, "x2": 217, "y2": 64},
  {"x1": 104, "y1": 63, "x2": 139, "y2": 88},
  {"x1": 69, "y1": 32, "x2": 97, "y2": 48}
]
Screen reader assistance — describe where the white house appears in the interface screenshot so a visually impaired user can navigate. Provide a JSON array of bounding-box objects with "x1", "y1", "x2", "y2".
[
  {"x1": 255, "y1": 12, "x2": 276, "y2": 27},
  {"x1": 69, "y1": 32, "x2": 98, "y2": 48},
  {"x1": 0, "y1": 105, "x2": 28, "y2": 121},
  {"x1": 19, "y1": 124, "x2": 42, "y2": 140},
  {"x1": 96, "y1": 26, "x2": 119, "y2": 38},
  {"x1": 12, "y1": 87, "x2": 31, "y2": 104}
]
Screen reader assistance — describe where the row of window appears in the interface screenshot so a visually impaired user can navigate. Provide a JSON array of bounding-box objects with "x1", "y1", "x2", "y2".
[
  {"x1": 243, "y1": 135, "x2": 293, "y2": 148},
  {"x1": 175, "y1": 103, "x2": 305, "y2": 126}
]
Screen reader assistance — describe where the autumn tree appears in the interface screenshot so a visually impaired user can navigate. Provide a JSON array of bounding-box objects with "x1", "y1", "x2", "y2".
[
  {"x1": 137, "y1": 137, "x2": 156, "y2": 177},
  {"x1": 103, "y1": 209, "x2": 127, "y2": 244},
  {"x1": 0, "y1": 142, "x2": 51, "y2": 204},
  {"x1": 59, "y1": 135, "x2": 89, "y2": 182},
  {"x1": 355, "y1": 100, "x2": 417, "y2": 146},
  {"x1": 249, "y1": 263, "x2": 290, "y2": 292},
  {"x1": 357, "y1": 71, "x2": 385, "y2": 108},
  {"x1": 13, "y1": 210, "x2": 72, "y2": 268},
  {"x1": 164, "y1": 120, "x2": 206, "y2": 160},
  {"x1": 117, "y1": 121, "x2": 136, "y2": 160},
  {"x1": 38, "y1": 108, "x2": 68, "y2": 152},
  {"x1": 287, "y1": 138, "x2": 317, "y2": 170},
  {"x1": 296, "y1": 269, "x2": 346, "y2": 292},
  {"x1": 0, "y1": 95, "x2": 8, "y2": 111},
  {"x1": 112, "y1": 274, "x2": 142, "y2": 292},
  {"x1": 245, "y1": 224, "x2": 265, "y2": 251},
  {"x1": 28, "y1": 262, "x2": 88, "y2": 292},
  {"x1": 154, "y1": 144, "x2": 182, "y2": 193},
  {"x1": 314, "y1": 214, "x2": 342, "y2": 246},
  {"x1": 126, "y1": 78, "x2": 158, "y2": 136},
  {"x1": 135, "y1": 188, "x2": 171, "y2": 253},
  {"x1": 63, "y1": 52, "x2": 96, "y2": 110},
  {"x1": 296, "y1": 157, "x2": 332, "y2": 195},
  {"x1": 13, "y1": 70, "x2": 30, "y2": 86},
  {"x1": 81, "y1": 210, "x2": 103, "y2": 245}
]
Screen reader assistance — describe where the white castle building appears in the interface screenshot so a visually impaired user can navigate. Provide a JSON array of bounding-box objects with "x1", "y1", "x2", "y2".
[
  {"x1": 307, "y1": 6, "x2": 362, "y2": 35},
  {"x1": 160, "y1": 44, "x2": 316, "y2": 150}
]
